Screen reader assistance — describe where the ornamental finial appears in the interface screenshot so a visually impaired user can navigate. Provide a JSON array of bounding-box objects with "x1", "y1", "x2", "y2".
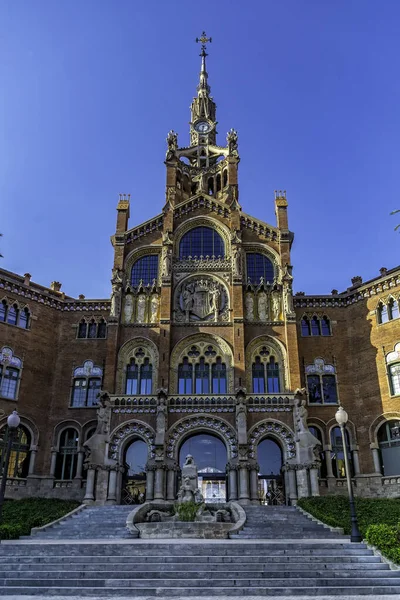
[{"x1": 196, "y1": 31, "x2": 212, "y2": 55}]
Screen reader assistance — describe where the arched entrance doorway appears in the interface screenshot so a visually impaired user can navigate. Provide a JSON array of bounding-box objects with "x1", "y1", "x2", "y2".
[
  {"x1": 121, "y1": 439, "x2": 147, "y2": 505},
  {"x1": 257, "y1": 438, "x2": 285, "y2": 505},
  {"x1": 179, "y1": 433, "x2": 227, "y2": 502}
]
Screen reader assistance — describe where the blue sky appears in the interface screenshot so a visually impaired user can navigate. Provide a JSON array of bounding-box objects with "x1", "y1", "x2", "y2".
[{"x1": 1, "y1": 1, "x2": 399, "y2": 298}]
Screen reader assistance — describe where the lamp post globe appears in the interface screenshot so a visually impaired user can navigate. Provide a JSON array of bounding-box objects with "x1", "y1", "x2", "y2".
[
  {"x1": 7, "y1": 411, "x2": 20, "y2": 430},
  {"x1": 334, "y1": 404, "x2": 362, "y2": 543},
  {"x1": 335, "y1": 405, "x2": 348, "y2": 426}
]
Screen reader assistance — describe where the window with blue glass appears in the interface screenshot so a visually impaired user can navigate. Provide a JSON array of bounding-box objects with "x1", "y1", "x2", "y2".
[
  {"x1": 179, "y1": 227, "x2": 225, "y2": 259},
  {"x1": 246, "y1": 253, "x2": 274, "y2": 284},
  {"x1": 125, "y1": 357, "x2": 153, "y2": 395},
  {"x1": 252, "y1": 355, "x2": 280, "y2": 393},
  {"x1": 131, "y1": 255, "x2": 159, "y2": 287},
  {"x1": 178, "y1": 358, "x2": 193, "y2": 394},
  {"x1": 379, "y1": 298, "x2": 400, "y2": 324},
  {"x1": 307, "y1": 373, "x2": 338, "y2": 404},
  {"x1": 212, "y1": 358, "x2": 227, "y2": 394}
]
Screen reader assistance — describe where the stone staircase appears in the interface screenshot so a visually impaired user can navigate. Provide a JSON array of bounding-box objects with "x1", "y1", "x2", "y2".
[
  {"x1": 0, "y1": 504, "x2": 399, "y2": 596},
  {"x1": 230, "y1": 505, "x2": 341, "y2": 539},
  {"x1": 25, "y1": 506, "x2": 133, "y2": 540}
]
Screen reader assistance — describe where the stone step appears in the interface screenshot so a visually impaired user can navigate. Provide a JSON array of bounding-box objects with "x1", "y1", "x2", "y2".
[
  {"x1": 2, "y1": 576, "x2": 400, "y2": 588},
  {"x1": 2, "y1": 586, "x2": 400, "y2": 597},
  {"x1": 1, "y1": 561, "x2": 387, "y2": 571},
  {"x1": 1, "y1": 569, "x2": 396, "y2": 579}
]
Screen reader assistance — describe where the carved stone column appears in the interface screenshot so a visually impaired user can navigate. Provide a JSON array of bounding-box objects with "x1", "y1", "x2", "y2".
[
  {"x1": 74, "y1": 450, "x2": 85, "y2": 479},
  {"x1": 146, "y1": 467, "x2": 155, "y2": 501},
  {"x1": 83, "y1": 468, "x2": 96, "y2": 503},
  {"x1": 228, "y1": 466, "x2": 238, "y2": 501},
  {"x1": 295, "y1": 465, "x2": 309, "y2": 498},
  {"x1": 309, "y1": 466, "x2": 320, "y2": 496},
  {"x1": 49, "y1": 449, "x2": 57, "y2": 477},
  {"x1": 238, "y1": 465, "x2": 250, "y2": 504},
  {"x1": 106, "y1": 469, "x2": 118, "y2": 504},
  {"x1": 287, "y1": 466, "x2": 298, "y2": 504},
  {"x1": 324, "y1": 447, "x2": 334, "y2": 478},
  {"x1": 154, "y1": 467, "x2": 165, "y2": 500},
  {"x1": 166, "y1": 465, "x2": 178, "y2": 501},
  {"x1": 28, "y1": 446, "x2": 38, "y2": 476},
  {"x1": 371, "y1": 447, "x2": 382, "y2": 474},
  {"x1": 249, "y1": 466, "x2": 259, "y2": 503},
  {"x1": 352, "y1": 449, "x2": 360, "y2": 476}
]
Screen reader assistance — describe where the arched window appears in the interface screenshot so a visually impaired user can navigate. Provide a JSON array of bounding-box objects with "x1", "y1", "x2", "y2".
[
  {"x1": 321, "y1": 316, "x2": 331, "y2": 336},
  {"x1": 0, "y1": 300, "x2": 7, "y2": 322},
  {"x1": 179, "y1": 227, "x2": 225, "y2": 259},
  {"x1": 55, "y1": 428, "x2": 79, "y2": 480},
  {"x1": 389, "y1": 363, "x2": 400, "y2": 396},
  {"x1": 223, "y1": 170, "x2": 228, "y2": 187},
  {"x1": 87, "y1": 320, "x2": 97, "y2": 339},
  {"x1": 252, "y1": 354, "x2": 281, "y2": 393},
  {"x1": 178, "y1": 357, "x2": 193, "y2": 394},
  {"x1": 301, "y1": 317, "x2": 311, "y2": 336},
  {"x1": 212, "y1": 358, "x2": 227, "y2": 393},
  {"x1": 131, "y1": 255, "x2": 159, "y2": 287},
  {"x1": 78, "y1": 320, "x2": 87, "y2": 339},
  {"x1": 70, "y1": 361, "x2": 103, "y2": 407},
  {"x1": 378, "y1": 420, "x2": 400, "y2": 476},
  {"x1": 388, "y1": 298, "x2": 399, "y2": 321},
  {"x1": 246, "y1": 253, "x2": 274, "y2": 284},
  {"x1": 378, "y1": 303, "x2": 389, "y2": 324},
  {"x1": 0, "y1": 347, "x2": 22, "y2": 400},
  {"x1": 308, "y1": 426, "x2": 327, "y2": 478},
  {"x1": 216, "y1": 173, "x2": 221, "y2": 192},
  {"x1": 125, "y1": 356, "x2": 153, "y2": 395},
  {"x1": 97, "y1": 319, "x2": 107, "y2": 338},
  {"x1": 7, "y1": 304, "x2": 18, "y2": 326},
  {"x1": 311, "y1": 316, "x2": 321, "y2": 336},
  {"x1": 207, "y1": 177, "x2": 214, "y2": 195},
  {"x1": 195, "y1": 358, "x2": 210, "y2": 394},
  {"x1": 306, "y1": 358, "x2": 338, "y2": 404},
  {"x1": 18, "y1": 307, "x2": 30, "y2": 329},
  {"x1": 331, "y1": 426, "x2": 353, "y2": 478},
  {"x1": 0, "y1": 425, "x2": 31, "y2": 478}
]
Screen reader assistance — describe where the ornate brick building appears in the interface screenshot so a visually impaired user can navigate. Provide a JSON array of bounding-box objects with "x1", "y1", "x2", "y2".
[{"x1": 1, "y1": 37, "x2": 400, "y2": 505}]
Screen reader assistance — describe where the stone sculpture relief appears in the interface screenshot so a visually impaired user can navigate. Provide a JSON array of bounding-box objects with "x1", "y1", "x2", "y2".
[
  {"x1": 257, "y1": 292, "x2": 268, "y2": 321},
  {"x1": 124, "y1": 294, "x2": 134, "y2": 324},
  {"x1": 110, "y1": 269, "x2": 123, "y2": 319},
  {"x1": 137, "y1": 294, "x2": 146, "y2": 323},
  {"x1": 245, "y1": 293, "x2": 254, "y2": 321},
  {"x1": 150, "y1": 294, "x2": 159, "y2": 323},
  {"x1": 232, "y1": 245, "x2": 242, "y2": 277},
  {"x1": 162, "y1": 246, "x2": 172, "y2": 278},
  {"x1": 271, "y1": 292, "x2": 281, "y2": 321},
  {"x1": 83, "y1": 392, "x2": 117, "y2": 469},
  {"x1": 175, "y1": 277, "x2": 229, "y2": 322}
]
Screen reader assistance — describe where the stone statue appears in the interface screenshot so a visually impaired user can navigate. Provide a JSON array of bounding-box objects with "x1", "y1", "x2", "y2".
[
  {"x1": 162, "y1": 230, "x2": 174, "y2": 246},
  {"x1": 236, "y1": 398, "x2": 247, "y2": 445},
  {"x1": 227, "y1": 128, "x2": 238, "y2": 155},
  {"x1": 182, "y1": 287, "x2": 193, "y2": 318},
  {"x1": 245, "y1": 293, "x2": 254, "y2": 321},
  {"x1": 210, "y1": 286, "x2": 221, "y2": 321},
  {"x1": 150, "y1": 294, "x2": 159, "y2": 323},
  {"x1": 162, "y1": 246, "x2": 172, "y2": 277},
  {"x1": 176, "y1": 455, "x2": 203, "y2": 504},
  {"x1": 293, "y1": 393, "x2": 321, "y2": 463},
  {"x1": 83, "y1": 392, "x2": 117, "y2": 470},
  {"x1": 232, "y1": 245, "x2": 242, "y2": 277},
  {"x1": 155, "y1": 395, "x2": 167, "y2": 445},
  {"x1": 166, "y1": 130, "x2": 178, "y2": 160},
  {"x1": 284, "y1": 284, "x2": 294, "y2": 314},
  {"x1": 124, "y1": 294, "x2": 134, "y2": 323},
  {"x1": 137, "y1": 294, "x2": 146, "y2": 323},
  {"x1": 272, "y1": 293, "x2": 280, "y2": 321},
  {"x1": 110, "y1": 283, "x2": 122, "y2": 318},
  {"x1": 258, "y1": 292, "x2": 268, "y2": 321}
]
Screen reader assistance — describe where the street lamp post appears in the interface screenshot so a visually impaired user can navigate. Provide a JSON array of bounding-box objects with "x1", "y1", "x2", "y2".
[
  {"x1": 335, "y1": 405, "x2": 362, "y2": 543},
  {"x1": 0, "y1": 410, "x2": 21, "y2": 524}
]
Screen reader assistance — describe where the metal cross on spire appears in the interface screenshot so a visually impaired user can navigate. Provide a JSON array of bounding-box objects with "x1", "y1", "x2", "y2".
[{"x1": 196, "y1": 31, "x2": 212, "y2": 56}]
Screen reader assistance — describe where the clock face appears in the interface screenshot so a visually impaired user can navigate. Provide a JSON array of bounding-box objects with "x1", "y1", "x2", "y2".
[{"x1": 195, "y1": 121, "x2": 211, "y2": 133}]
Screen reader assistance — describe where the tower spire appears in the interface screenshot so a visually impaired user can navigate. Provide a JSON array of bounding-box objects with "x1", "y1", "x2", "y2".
[{"x1": 196, "y1": 31, "x2": 212, "y2": 95}]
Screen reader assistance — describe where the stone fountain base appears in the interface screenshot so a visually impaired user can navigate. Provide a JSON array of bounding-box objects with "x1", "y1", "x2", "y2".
[{"x1": 126, "y1": 501, "x2": 246, "y2": 539}]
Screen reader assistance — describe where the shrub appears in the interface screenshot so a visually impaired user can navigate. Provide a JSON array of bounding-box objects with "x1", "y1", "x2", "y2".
[
  {"x1": 365, "y1": 523, "x2": 400, "y2": 564},
  {"x1": 0, "y1": 498, "x2": 80, "y2": 540},
  {"x1": 174, "y1": 501, "x2": 201, "y2": 522}
]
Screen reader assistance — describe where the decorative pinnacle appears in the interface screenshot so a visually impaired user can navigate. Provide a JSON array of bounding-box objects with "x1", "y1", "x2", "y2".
[{"x1": 196, "y1": 31, "x2": 212, "y2": 55}]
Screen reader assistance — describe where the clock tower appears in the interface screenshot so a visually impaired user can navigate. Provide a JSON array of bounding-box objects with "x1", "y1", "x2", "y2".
[{"x1": 164, "y1": 32, "x2": 239, "y2": 208}]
